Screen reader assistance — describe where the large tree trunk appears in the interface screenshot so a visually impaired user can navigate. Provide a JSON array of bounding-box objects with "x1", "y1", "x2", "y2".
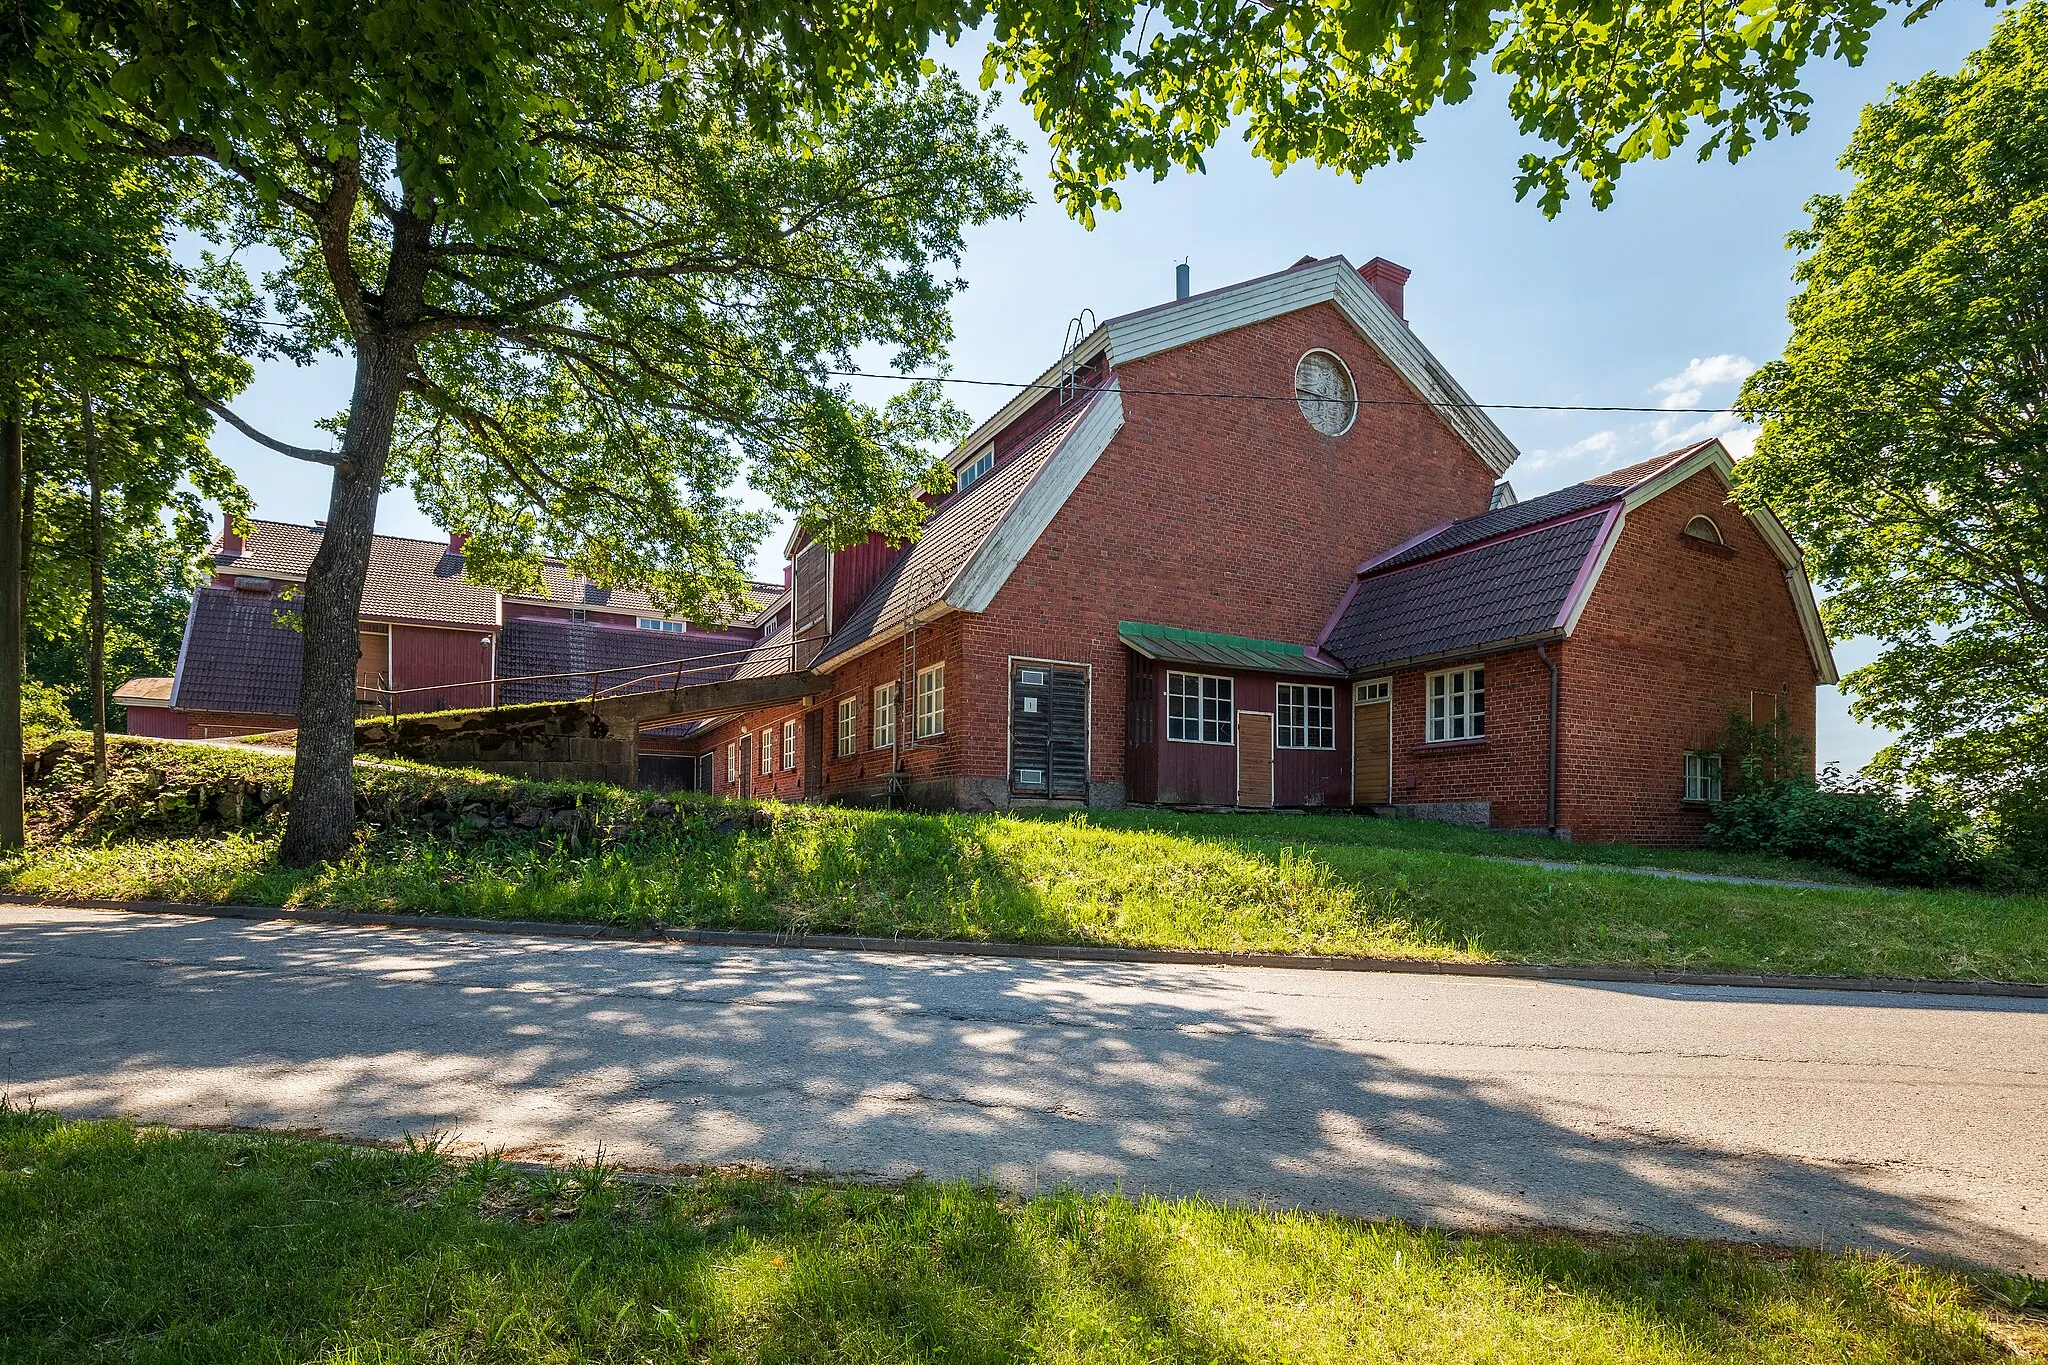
[
  {"x1": 277, "y1": 209, "x2": 432, "y2": 868},
  {"x1": 0, "y1": 388, "x2": 22, "y2": 851},
  {"x1": 85, "y1": 390, "x2": 106, "y2": 784},
  {"x1": 276, "y1": 337, "x2": 405, "y2": 867}
]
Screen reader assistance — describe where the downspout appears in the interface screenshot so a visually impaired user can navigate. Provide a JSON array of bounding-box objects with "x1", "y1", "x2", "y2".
[{"x1": 1537, "y1": 644, "x2": 1559, "y2": 837}]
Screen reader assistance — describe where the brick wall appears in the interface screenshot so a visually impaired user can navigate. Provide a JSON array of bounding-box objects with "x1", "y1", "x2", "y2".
[
  {"x1": 978, "y1": 299, "x2": 1499, "y2": 797},
  {"x1": 1384, "y1": 646, "x2": 1557, "y2": 831},
  {"x1": 1559, "y1": 469, "x2": 1821, "y2": 845}
]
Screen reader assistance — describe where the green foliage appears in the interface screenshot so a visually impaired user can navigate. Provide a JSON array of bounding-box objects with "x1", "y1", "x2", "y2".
[
  {"x1": 1705, "y1": 769, "x2": 1979, "y2": 888},
  {"x1": 0, "y1": 1108, "x2": 2025, "y2": 1362},
  {"x1": 1734, "y1": 6, "x2": 2048, "y2": 840},
  {"x1": 18, "y1": 682, "x2": 72, "y2": 739}
]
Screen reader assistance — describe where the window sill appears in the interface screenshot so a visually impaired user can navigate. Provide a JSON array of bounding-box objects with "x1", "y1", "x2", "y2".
[
  {"x1": 1414, "y1": 738, "x2": 1489, "y2": 754},
  {"x1": 1680, "y1": 798, "x2": 1722, "y2": 807}
]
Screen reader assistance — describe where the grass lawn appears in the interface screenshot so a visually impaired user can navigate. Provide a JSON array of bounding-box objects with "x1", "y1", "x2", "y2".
[
  {"x1": 3, "y1": 1103, "x2": 2039, "y2": 1364},
  {"x1": 7, "y1": 735, "x2": 2048, "y2": 983}
]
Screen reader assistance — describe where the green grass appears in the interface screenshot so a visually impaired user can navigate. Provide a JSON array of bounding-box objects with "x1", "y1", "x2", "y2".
[
  {"x1": 2, "y1": 1103, "x2": 2036, "y2": 1364},
  {"x1": 7, "y1": 734, "x2": 2048, "y2": 983}
]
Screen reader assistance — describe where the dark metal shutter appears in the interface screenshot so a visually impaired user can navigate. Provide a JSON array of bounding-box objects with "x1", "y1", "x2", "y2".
[{"x1": 1011, "y1": 663, "x2": 1088, "y2": 799}]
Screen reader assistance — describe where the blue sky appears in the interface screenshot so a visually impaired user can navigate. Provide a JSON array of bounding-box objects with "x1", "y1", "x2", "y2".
[{"x1": 203, "y1": 10, "x2": 2006, "y2": 772}]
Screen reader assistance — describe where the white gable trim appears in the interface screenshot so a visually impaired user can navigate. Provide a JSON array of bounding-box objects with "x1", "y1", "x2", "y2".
[
  {"x1": 1605, "y1": 439, "x2": 1838, "y2": 684},
  {"x1": 947, "y1": 382, "x2": 1127, "y2": 613},
  {"x1": 1101, "y1": 257, "x2": 1519, "y2": 477}
]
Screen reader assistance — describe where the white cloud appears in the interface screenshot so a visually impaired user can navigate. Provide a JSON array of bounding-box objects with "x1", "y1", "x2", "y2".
[
  {"x1": 1523, "y1": 427, "x2": 1622, "y2": 473},
  {"x1": 1650, "y1": 354, "x2": 1754, "y2": 408}
]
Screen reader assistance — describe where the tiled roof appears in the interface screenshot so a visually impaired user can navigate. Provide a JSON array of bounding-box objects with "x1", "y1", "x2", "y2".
[
  {"x1": 218, "y1": 519, "x2": 776, "y2": 630},
  {"x1": 813, "y1": 390, "x2": 1104, "y2": 667},
  {"x1": 1581, "y1": 442, "x2": 1716, "y2": 489},
  {"x1": 216, "y1": 521, "x2": 499, "y2": 628},
  {"x1": 1119, "y1": 621, "x2": 1342, "y2": 676},
  {"x1": 494, "y1": 617, "x2": 752, "y2": 706},
  {"x1": 113, "y1": 676, "x2": 174, "y2": 705},
  {"x1": 1323, "y1": 511, "x2": 1610, "y2": 673},
  {"x1": 171, "y1": 587, "x2": 305, "y2": 715},
  {"x1": 1370, "y1": 483, "x2": 1619, "y2": 573}
]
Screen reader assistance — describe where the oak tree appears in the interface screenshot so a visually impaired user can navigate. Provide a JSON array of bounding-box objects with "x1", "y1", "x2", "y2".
[{"x1": 1734, "y1": 2, "x2": 2048, "y2": 868}]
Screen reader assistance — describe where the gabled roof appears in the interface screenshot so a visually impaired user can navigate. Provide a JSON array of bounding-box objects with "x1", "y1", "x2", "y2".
[
  {"x1": 217, "y1": 519, "x2": 773, "y2": 630},
  {"x1": 217, "y1": 521, "x2": 499, "y2": 629},
  {"x1": 1322, "y1": 510, "x2": 1613, "y2": 673},
  {"x1": 494, "y1": 617, "x2": 750, "y2": 706},
  {"x1": 170, "y1": 587, "x2": 304, "y2": 715},
  {"x1": 113, "y1": 676, "x2": 174, "y2": 706},
  {"x1": 945, "y1": 254, "x2": 1519, "y2": 479},
  {"x1": 1119, "y1": 621, "x2": 1343, "y2": 676},
  {"x1": 812, "y1": 382, "x2": 1125, "y2": 668},
  {"x1": 1319, "y1": 440, "x2": 1838, "y2": 683}
]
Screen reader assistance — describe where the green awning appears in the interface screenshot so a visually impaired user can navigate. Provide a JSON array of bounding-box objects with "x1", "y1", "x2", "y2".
[{"x1": 1118, "y1": 621, "x2": 1344, "y2": 677}]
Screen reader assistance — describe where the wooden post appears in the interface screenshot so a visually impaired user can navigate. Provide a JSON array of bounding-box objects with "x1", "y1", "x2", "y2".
[
  {"x1": 0, "y1": 386, "x2": 23, "y2": 850},
  {"x1": 85, "y1": 390, "x2": 107, "y2": 784}
]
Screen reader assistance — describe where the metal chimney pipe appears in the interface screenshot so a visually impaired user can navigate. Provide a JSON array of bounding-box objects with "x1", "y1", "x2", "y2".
[{"x1": 1175, "y1": 262, "x2": 1189, "y2": 300}]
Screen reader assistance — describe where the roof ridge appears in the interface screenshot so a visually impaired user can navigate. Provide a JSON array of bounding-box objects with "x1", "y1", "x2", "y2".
[{"x1": 1360, "y1": 501, "x2": 1617, "y2": 579}]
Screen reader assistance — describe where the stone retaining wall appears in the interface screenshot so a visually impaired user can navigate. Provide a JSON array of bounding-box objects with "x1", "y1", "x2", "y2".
[{"x1": 356, "y1": 702, "x2": 637, "y2": 786}]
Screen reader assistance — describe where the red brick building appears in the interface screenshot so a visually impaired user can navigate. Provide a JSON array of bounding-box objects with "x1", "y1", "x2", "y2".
[{"x1": 686, "y1": 254, "x2": 1835, "y2": 845}]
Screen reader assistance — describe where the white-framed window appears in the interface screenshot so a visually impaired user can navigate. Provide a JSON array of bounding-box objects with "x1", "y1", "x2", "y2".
[
  {"x1": 957, "y1": 447, "x2": 995, "y2": 491},
  {"x1": 726, "y1": 741, "x2": 738, "y2": 782},
  {"x1": 836, "y1": 696, "x2": 858, "y2": 757},
  {"x1": 1354, "y1": 678, "x2": 1390, "y2": 704},
  {"x1": 760, "y1": 726, "x2": 775, "y2": 774},
  {"x1": 1276, "y1": 684, "x2": 1336, "y2": 749},
  {"x1": 1166, "y1": 672, "x2": 1234, "y2": 744},
  {"x1": 636, "y1": 617, "x2": 686, "y2": 632},
  {"x1": 1426, "y1": 667, "x2": 1486, "y2": 743},
  {"x1": 872, "y1": 682, "x2": 899, "y2": 749},
  {"x1": 782, "y1": 718, "x2": 798, "y2": 770},
  {"x1": 915, "y1": 663, "x2": 946, "y2": 738},
  {"x1": 1684, "y1": 751, "x2": 1724, "y2": 803}
]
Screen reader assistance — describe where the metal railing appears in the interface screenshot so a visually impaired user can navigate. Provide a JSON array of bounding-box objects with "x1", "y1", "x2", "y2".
[{"x1": 355, "y1": 632, "x2": 802, "y2": 717}]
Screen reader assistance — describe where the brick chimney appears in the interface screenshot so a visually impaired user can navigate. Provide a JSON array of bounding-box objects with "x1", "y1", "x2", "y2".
[
  {"x1": 449, "y1": 531, "x2": 469, "y2": 554},
  {"x1": 219, "y1": 523, "x2": 244, "y2": 556},
  {"x1": 1358, "y1": 257, "x2": 1411, "y2": 321}
]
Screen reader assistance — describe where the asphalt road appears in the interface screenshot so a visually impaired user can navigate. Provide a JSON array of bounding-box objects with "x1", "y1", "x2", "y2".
[{"x1": 2, "y1": 902, "x2": 2042, "y2": 1270}]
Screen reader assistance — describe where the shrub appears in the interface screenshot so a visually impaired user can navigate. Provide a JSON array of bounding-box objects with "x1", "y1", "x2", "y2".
[
  {"x1": 1706, "y1": 767, "x2": 1978, "y2": 886},
  {"x1": 20, "y1": 682, "x2": 74, "y2": 740}
]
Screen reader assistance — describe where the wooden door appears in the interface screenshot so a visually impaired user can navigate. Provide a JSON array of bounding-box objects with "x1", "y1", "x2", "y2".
[
  {"x1": 1010, "y1": 662, "x2": 1090, "y2": 799},
  {"x1": 1237, "y1": 711, "x2": 1274, "y2": 808},
  {"x1": 1352, "y1": 684, "x2": 1391, "y2": 805},
  {"x1": 803, "y1": 709, "x2": 826, "y2": 798},
  {"x1": 355, "y1": 624, "x2": 391, "y2": 709}
]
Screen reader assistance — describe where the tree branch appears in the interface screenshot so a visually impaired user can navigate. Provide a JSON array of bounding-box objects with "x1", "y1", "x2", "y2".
[{"x1": 174, "y1": 363, "x2": 352, "y2": 473}]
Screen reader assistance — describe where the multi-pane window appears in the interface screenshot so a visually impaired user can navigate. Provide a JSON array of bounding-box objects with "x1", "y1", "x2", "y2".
[
  {"x1": 1166, "y1": 672, "x2": 1234, "y2": 744},
  {"x1": 726, "y1": 741, "x2": 738, "y2": 782},
  {"x1": 636, "y1": 617, "x2": 686, "y2": 633},
  {"x1": 873, "y1": 682, "x2": 899, "y2": 749},
  {"x1": 782, "y1": 718, "x2": 798, "y2": 771},
  {"x1": 1684, "y1": 751, "x2": 1724, "y2": 803},
  {"x1": 836, "y1": 697, "x2": 858, "y2": 756},
  {"x1": 1355, "y1": 678, "x2": 1390, "y2": 704},
  {"x1": 1276, "y1": 684, "x2": 1336, "y2": 749},
  {"x1": 760, "y1": 726, "x2": 775, "y2": 774},
  {"x1": 957, "y1": 448, "x2": 995, "y2": 490},
  {"x1": 915, "y1": 664, "x2": 946, "y2": 738},
  {"x1": 1426, "y1": 667, "x2": 1486, "y2": 742}
]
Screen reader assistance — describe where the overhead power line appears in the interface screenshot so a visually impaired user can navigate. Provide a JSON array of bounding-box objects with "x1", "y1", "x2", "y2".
[{"x1": 818, "y1": 368, "x2": 1747, "y2": 417}]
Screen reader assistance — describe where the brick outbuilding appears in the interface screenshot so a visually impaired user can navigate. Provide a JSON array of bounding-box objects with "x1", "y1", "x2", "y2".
[{"x1": 686, "y1": 254, "x2": 1835, "y2": 847}]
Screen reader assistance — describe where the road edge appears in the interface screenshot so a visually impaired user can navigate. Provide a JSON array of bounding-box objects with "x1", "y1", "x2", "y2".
[{"x1": 10, "y1": 894, "x2": 2046, "y2": 1000}]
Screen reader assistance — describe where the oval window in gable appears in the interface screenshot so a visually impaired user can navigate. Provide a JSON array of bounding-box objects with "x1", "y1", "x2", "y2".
[{"x1": 1294, "y1": 350, "x2": 1357, "y2": 436}]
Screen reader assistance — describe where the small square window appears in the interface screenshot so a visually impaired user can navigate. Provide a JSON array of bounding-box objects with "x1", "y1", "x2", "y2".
[
  {"x1": 1685, "y1": 751, "x2": 1723, "y2": 803},
  {"x1": 1426, "y1": 667, "x2": 1486, "y2": 743},
  {"x1": 1276, "y1": 684, "x2": 1335, "y2": 749},
  {"x1": 1166, "y1": 672, "x2": 1234, "y2": 744}
]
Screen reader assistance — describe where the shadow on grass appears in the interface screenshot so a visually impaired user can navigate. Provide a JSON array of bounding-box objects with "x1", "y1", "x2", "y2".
[{"x1": 0, "y1": 1104, "x2": 2015, "y2": 1363}]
